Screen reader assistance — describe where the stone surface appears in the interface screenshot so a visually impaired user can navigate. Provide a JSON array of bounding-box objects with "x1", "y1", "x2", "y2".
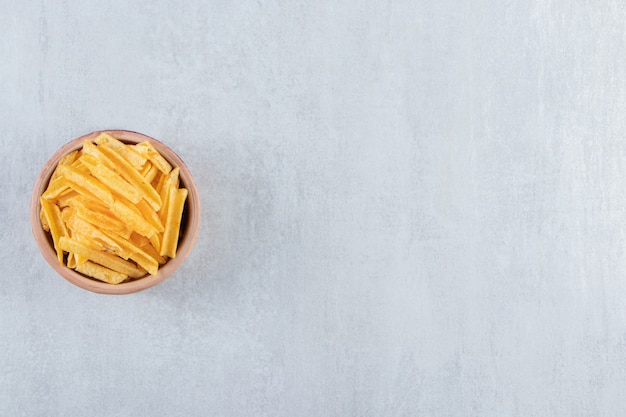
[{"x1": 2, "y1": 1, "x2": 626, "y2": 416}]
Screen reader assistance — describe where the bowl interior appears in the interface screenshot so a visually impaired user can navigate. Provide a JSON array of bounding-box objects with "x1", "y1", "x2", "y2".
[{"x1": 31, "y1": 130, "x2": 200, "y2": 294}]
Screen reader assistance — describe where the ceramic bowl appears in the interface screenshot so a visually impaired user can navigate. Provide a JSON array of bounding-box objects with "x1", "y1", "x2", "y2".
[{"x1": 30, "y1": 130, "x2": 200, "y2": 294}]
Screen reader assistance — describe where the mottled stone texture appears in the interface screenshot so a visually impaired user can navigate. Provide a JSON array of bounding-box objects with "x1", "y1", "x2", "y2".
[{"x1": 2, "y1": 1, "x2": 626, "y2": 416}]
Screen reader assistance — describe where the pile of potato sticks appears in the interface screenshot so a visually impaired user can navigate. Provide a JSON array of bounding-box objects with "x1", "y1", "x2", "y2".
[{"x1": 39, "y1": 133, "x2": 187, "y2": 284}]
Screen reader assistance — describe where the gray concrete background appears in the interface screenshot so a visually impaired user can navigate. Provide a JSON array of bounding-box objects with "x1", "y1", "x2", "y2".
[{"x1": 2, "y1": 1, "x2": 626, "y2": 415}]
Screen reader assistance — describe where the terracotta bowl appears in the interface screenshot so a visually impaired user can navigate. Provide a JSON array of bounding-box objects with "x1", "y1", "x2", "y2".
[{"x1": 30, "y1": 130, "x2": 200, "y2": 294}]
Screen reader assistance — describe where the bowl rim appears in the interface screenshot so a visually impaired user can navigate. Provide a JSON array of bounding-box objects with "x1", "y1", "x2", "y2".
[{"x1": 30, "y1": 130, "x2": 201, "y2": 295}]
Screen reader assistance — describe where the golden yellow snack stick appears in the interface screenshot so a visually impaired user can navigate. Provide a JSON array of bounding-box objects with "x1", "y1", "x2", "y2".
[
  {"x1": 110, "y1": 200, "x2": 160, "y2": 238},
  {"x1": 158, "y1": 167, "x2": 180, "y2": 224},
  {"x1": 58, "y1": 236, "x2": 146, "y2": 278},
  {"x1": 135, "y1": 141, "x2": 172, "y2": 174},
  {"x1": 65, "y1": 216, "x2": 126, "y2": 258},
  {"x1": 160, "y1": 187, "x2": 187, "y2": 258},
  {"x1": 40, "y1": 197, "x2": 68, "y2": 264},
  {"x1": 40, "y1": 206, "x2": 50, "y2": 232},
  {"x1": 75, "y1": 261, "x2": 128, "y2": 284},
  {"x1": 89, "y1": 163, "x2": 141, "y2": 204},
  {"x1": 56, "y1": 164, "x2": 114, "y2": 206},
  {"x1": 42, "y1": 177, "x2": 70, "y2": 200},
  {"x1": 94, "y1": 132, "x2": 146, "y2": 168},
  {"x1": 66, "y1": 253, "x2": 77, "y2": 269},
  {"x1": 137, "y1": 199, "x2": 164, "y2": 233},
  {"x1": 104, "y1": 231, "x2": 159, "y2": 275},
  {"x1": 50, "y1": 150, "x2": 80, "y2": 182},
  {"x1": 141, "y1": 162, "x2": 159, "y2": 184},
  {"x1": 72, "y1": 205, "x2": 130, "y2": 237},
  {"x1": 148, "y1": 232, "x2": 161, "y2": 255},
  {"x1": 139, "y1": 240, "x2": 167, "y2": 265},
  {"x1": 153, "y1": 170, "x2": 165, "y2": 193},
  {"x1": 55, "y1": 189, "x2": 79, "y2": 208}
]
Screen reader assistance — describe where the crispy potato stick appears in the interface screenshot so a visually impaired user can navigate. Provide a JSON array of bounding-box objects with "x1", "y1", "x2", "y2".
[
  {"x1": 141, "y1": 162, "x2": 159, "y2": 184},
  {"x1": 75, "y1": 261, "x2": 128, "y2": 284},
  {"x1": 148, "y1": 232, "x2": 161, "y2": 254},
  {"x1": 135, "y1": 141, "x2": 172, "y2": 174},
  {"x1": 69, "y1": 195, "x2": 128, "y2": 228},
  {"x1": 55, "y1": 189, "x2": 79, "y2": 208},
  {"x1": 68, "y1": 194, "x2": 107, "y2": 211},
  {"x1": 153, "y1": 170, "x2": 165, "y2": 191},
  {"x1": 129, "y1": 232, "x2": 150, "y2": 247},
  {"x1": 77, "y1": 153, "x2": 99, "y2": 167},
  {"x1": 111, "y1": 194, "x2": 143, "y2": 216},
  {"x1": 42, "y1": 177, "x2": 70, "y2": 200},
  {"x1": 66, "y1": 253, "x2": 77, "y2": 269},
  {"x1": 73, "y1": 205, "x2": 130, "y2": 237},
  {"x1": 140, "y1": 240, "x2": 167, "y2": 265},
  {"x1": 70, "y1": 231, "x2": 108, "y2": 254},
  {"x1": 50, "y1": 150, "x2": 80, "y2": 181},
  {"x1": 65, "y1": 216, "x2": 126, "y2": 258},
  {"x1": 60, "y1": 206, "x2": 75, "y2": 224},
  {"x1": 158, "y1": 167, "x2": 180, "y2": 223},
  {"x1": 110, "y1": 200, "x2": 160, "y2": 238},
  {"x1": 40, "y1": 207, "x2": 50, "y2": 232},
  {"x1": 81, "y1": 139, "x2": 110, "y2": 164},
  {"x1": 94, "y1": 133, "x2": 147, "y2": 168},
  {"x1": 73, "y1": 240, "x2": 93, "y2": 265},
  {"x1": 59, "y1": 149, "x2": 80, "y2": 166},
  {"x1": 58, "y1": 236, "x2": 146, "y2": 278},
  {"x1": 72, "y1": 233, "x2": 97, "y2": 265},
  {"x1": 104, "y1": 231, "x2": 159, "y2": 275},
  {"x1": 81, "y1": 140, "x2": 129, "y2": 183},
  {"x1": 71, "y1": 159, "x2": 85, "y2": 171},
  {"x1": 95, "y1": 144, "x2": 162, "y2": 210},
  {"x1": 62, "y1": 177, "x2": 108, "y2": 204},
  {"x1": 89, "y1": 163, "x2": 141, "y2": 204},
  {"x1": 160, "y1": 187, "x2": 187, "y2": 258},
  {"x1": 168, "y1": 166, "x2": 180, "y2": 188},
  {"x1": 40, "y1": 197, "x2": 68, "y2": 264},
  {"x1": 128, "y1": 232, "x2": 164, "y2": 264},
  {"x1": 137, "y1": 199, "x2": 165, "y2": 233},
  {"x1": 80, "y1": 154, "x2": 141, "y2": 204},
  {"x1": 57, "y1": 164, "x2": 114, "y2": 206},
  {"x1": 65, "y1": 216, "x2": 78, "y2": 269},
  {"x1": 129, "y1": 232, "x2": 165, "y2": 265}
]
